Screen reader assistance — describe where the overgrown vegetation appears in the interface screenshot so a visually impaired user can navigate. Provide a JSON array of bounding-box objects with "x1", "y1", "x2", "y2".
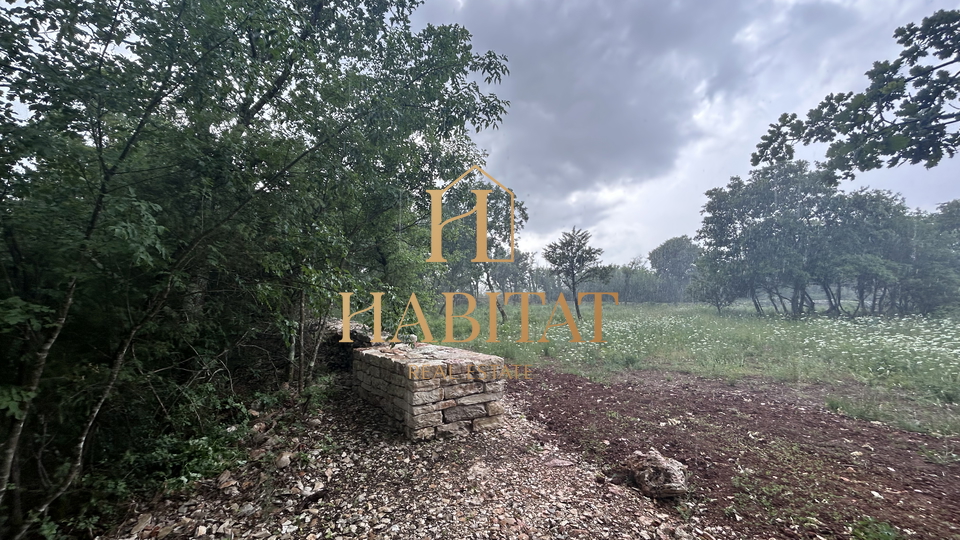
[
  {"x1": 0, "y1": 0, "x2": 511, "y2": 537},
  {"x1": 442, "y1": 302, "x2": 960, "y2": 433}
]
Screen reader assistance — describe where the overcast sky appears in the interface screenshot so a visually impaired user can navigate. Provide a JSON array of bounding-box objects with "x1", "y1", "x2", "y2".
[{"x1": 412, "y1": 0, "x2": 960, "y2": 265}]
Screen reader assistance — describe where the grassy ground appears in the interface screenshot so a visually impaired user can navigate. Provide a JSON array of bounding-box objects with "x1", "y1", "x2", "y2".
[{"x1": 419, "y1": 299, "x2": 960, "y2": 435}]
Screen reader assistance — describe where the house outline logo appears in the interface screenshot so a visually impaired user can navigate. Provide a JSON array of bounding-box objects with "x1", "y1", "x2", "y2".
[{"x1": 426, "y1": 165, "x2": 515, "y2": 263}]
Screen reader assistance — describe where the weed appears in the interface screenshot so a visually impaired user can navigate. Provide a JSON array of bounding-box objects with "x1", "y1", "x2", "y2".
[
  {"x1": 851, "y1": 517, "x2": 902, "y2": 539},
  {"x1": 918, "y1": 443, "x2": 960, "y2": 464}
]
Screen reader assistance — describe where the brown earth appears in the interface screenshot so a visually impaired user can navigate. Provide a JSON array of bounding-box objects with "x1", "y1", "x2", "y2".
[
  {"x1": 512, "y1": 368, "x2": 960, "y2": 539},
  {"x1": 106, "y1": 368, "x2": 959, "y2": 540}
]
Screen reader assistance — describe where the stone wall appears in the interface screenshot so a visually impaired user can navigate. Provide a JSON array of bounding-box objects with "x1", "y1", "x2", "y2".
[{"x1": 353, "y1": 344, "x2": 507, "y2": 441}]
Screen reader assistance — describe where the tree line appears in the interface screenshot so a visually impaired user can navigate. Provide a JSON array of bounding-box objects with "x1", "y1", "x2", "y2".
[{"x1": 692, "y1": 161, "x2": 960, "y2": 316}]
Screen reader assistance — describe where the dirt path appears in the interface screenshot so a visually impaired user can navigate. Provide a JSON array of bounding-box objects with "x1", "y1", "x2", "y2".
[{"x1": 512, "y1": 369, "x2": 960, "y2": 539}]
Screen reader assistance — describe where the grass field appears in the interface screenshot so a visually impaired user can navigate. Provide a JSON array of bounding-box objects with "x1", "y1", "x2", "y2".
[{"x1": 425, "y1": 300, "x2": 960, "y2": 434}]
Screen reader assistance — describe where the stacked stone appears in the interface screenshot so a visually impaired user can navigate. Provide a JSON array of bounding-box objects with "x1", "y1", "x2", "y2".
[{"x1": 353, "y1": 344, "x2": 507, "y2": 441}]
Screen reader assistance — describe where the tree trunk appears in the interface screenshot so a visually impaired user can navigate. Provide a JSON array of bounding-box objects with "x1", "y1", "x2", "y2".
[
  {"x1": 821, "y1": 282, "x2": 837, "y2": 314},
  {"x1": 484, "y1": 274, "x2": 507, "y2": 324},
  {"x1": 572, "y1": 283, "x2": 582, "y2": 320},
  {"x1": 0, "y1": 278, "x2": 76, "y2": 511},
  {"x1": 750, "y1": 289, "x2": 764, "y2": 315},
  {"x1": 297, "y1": 289, "x2": 306, "y2": 394}
]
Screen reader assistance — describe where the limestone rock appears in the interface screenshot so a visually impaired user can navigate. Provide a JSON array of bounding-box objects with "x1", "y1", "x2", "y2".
[{"x1": 624, "y1": 448, "x2": 688, "y2": 498}]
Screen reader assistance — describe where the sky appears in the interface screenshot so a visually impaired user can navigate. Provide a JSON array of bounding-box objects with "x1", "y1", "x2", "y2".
[{"x1": 411, "y1": 0, "x2": 960, "y2": 265}]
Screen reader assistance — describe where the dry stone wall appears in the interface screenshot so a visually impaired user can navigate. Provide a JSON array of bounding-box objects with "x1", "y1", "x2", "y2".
[{"x1": 353, "y1": 344, "x2": 508, "y2": 441}]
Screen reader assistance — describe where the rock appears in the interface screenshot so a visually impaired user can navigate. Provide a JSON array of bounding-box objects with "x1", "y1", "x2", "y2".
[
  {"x1": 216, "y1": 469, "x2": 232, "y2": 488},
  {"x1": 315, "y1": 318, "x2": 390, "y2": 369},
  {"x1": 130, "y1": 513, "x2": 152, "y2": 534},
  {"x1": 624, "y1": 448, "x2": 689, "y2": 498},
  {"x1": 276, "y1": 452, "x2": 294, "y2": 468},
  {"x1": 318, "y1": 318, "x2": 389, "y2": 348}
]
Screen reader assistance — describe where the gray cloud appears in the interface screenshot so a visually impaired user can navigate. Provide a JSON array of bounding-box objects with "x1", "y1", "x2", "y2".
[
  {"x1": 413, "y1": 0, "x2": 960, "y2": 260},
  {"x1": 414, "y1": 1, "x2": 760, "y2": 227}
]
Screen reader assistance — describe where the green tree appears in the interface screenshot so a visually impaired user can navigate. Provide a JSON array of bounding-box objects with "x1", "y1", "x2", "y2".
[
  {"x1": 542, "y1": 227, "x2": 613, "y2": 320},
  {"x1": 0, "y1": 0, "x2": 509, "y2": 535},
  {"x1": 688, "y1": 258, "x2": 741, "y2": 315},
  {"x1": 697, "y1": 162, "x2": 841, "y2": 316},
  {"x1": 698, "y1": 161, "x2": 960, "y2": 316},
  {"x1": 601, "y1": 257, "x2": 661, "y2": 304},
  {"x1": 752, "y1": 9, "x2": 960, "y2": 179},
  {"x1": 648, "y1": 236, "x2": 701, "y2": 302}
]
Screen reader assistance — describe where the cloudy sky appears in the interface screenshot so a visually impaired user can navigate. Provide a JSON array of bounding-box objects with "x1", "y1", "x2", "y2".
[{"x1": 412, "y1": 0, "x2": 960, "y2": 265}]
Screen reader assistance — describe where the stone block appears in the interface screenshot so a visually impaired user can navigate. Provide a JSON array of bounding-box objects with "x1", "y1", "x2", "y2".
[
  {"x1": 473, "y1": 415, "x2": 504, "y2": 431},
  {"x1": 405, "y1": 426, "x2": 435, "y2": 441},
  {"x1": 486, "y1": 401, "x2": 505, "y2": 416},
  {"x1": 484, "y1": 380, "x2": 506, "y2": 393},
  {"x1": 437, "y1": 399, "x2": 457, "y2": 410},
  {"x1": 405, "y1": 411, "x2": 442, "y2": 429},
  {"x1": 456, "y1": 392, "x2": 504, "y2": 406},
  {"x1": 442, "y1": 382, "x2": 483, "y2": 400},
  {"x1": 443, "y1": 404, "x2": 487, "y2": 422},
  {"x1": 411, "y1": 402, "x2": 438, "y2": 416},
  {"x1": 406, "y1": 377, "x2": 440, "y2": 391},
  {"x1": 444, "y1": 362, "x2": 471, "y2": 376},
  {"x1": 436, "y1": 421, "x2": 471, "y2": 438},
  {"x1": 407, "y1": 388, "x2": 443, "y2": 406}
]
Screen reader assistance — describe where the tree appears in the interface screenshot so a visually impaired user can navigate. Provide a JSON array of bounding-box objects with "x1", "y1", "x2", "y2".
[
  {"x1": 648, "y1": 236, "x2": 701, "y2": 302},
  {"x1": 697, "y1": 161, "x2": 960, "y2": 317},
  {"x1": 697, "y1": 161, "x2": 843, "y2": 316},
  {"x1": 0, "y1": 0, "x2": 509, "y2": 535},
  {"x1": 687, "y1": 260, "x2": 741, "y2": 315},
  {"x1": 752, "y1": 9, "x2": 960, "y2": 180},
  {"x1": 542, "y1": 227, "x2": 613, "y2": 319}
]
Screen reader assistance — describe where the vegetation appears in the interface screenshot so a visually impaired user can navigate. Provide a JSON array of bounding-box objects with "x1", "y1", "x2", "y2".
[
  {"x1": 542, "y1": 226, "x2": 613, "y2": 319},
  {"x1": 2, "y1": 1, "x2": 959, "y2": 537},
  {"x1": 0, "y1": 0, "x2": 509, "y2": 536},
  {"x1": 454, "y1": 302, "x2": 960, "y2": 434},
  {"x1": 752, "y1": 9, "x2": 960, "y2": 179},
  {"x1": 696, "y1": 161, "x2": 960, "y2": 317},
  {"x1": 648, "y1": 235, "x2": 700, "y2": 303}
]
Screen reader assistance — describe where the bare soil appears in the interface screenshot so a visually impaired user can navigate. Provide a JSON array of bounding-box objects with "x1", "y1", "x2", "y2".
[
  {"x1": 108, "y1": 368, "x2": 960, "y2": 540},
  {"x1": 513, "y1": 368, "x2": 960, "y2": 539}
]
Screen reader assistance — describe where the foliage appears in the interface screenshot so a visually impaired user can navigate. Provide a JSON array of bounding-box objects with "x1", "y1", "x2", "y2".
[
  {"x1": 542, "y1": 227, "x2": 614, "y2": 319},
  {"x1": 752, "y1": 10, "x2": 960, "y2": 180},
  {"x1": 696, "y1": 161, "x2": 960, "y2": 316},
  {"x1": 648, "y1": 236, "x2": 700, "y2": 303},
  {"x1": 595, "y1": 258, "x2": 663, "y2": 304},
  {"x1": 0, "y1": 0, "x2": 510, "y2": 536},
  {"x1": 851, "y1": 517, "x2": 903, "y2": 540}
]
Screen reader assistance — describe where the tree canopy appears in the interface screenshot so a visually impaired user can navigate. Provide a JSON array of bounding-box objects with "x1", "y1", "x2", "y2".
[
  {"x1": 0, "y1": 0, "x2": 510, "y2": 535},
  {"x1": 752, "y1": 9, "x2": 960, "y2": 180},
  {"x1": 648, "y1": 236, "x2": 700, "y2": 303},
  {"x1": 542, "y1": 227, "x2": 612, "y2": 320},
  {"x1": 696, "y1": 161, "x2": 960, "y2": 316}
]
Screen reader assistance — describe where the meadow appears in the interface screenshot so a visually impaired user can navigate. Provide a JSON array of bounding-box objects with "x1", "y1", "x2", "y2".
[{"x1": 433, "y1": 300, "x2": 960, "y2": 435}]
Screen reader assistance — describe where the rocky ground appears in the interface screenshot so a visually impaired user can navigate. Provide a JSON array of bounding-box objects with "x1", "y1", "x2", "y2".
[
  {"x1": 108, "y1": 375, "x2": 716, "y2": 540},
  {"x1": 109, "y1": 368, "x2": 960, "y2": 540}
]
